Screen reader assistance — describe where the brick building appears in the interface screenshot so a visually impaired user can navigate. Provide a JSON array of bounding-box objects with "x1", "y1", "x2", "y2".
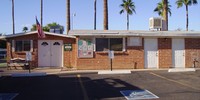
[
  {"x1": 1, "y1": 30, "x2": 200, "y2": 70},
  {"x1": 1, "y1": 31, "x2": 75, "y2": 68},
  {"x1": 69, "y1": 30, "x2": 200, "y2": 70}
]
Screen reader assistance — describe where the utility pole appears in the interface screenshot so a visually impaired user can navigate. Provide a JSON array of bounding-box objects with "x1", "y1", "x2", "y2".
[
  {"x1": 94, "y1": 0, "x2": 97, "y2": 30},
  {"x1": 67, "y1": 0, "x2": 71, "y2": 34},
  {"x1": 41, "y1": 0, "x2": 43, "y2": 29},
  {"x1": 12, "y1": 0, "x2": 15, "y2": 34}
]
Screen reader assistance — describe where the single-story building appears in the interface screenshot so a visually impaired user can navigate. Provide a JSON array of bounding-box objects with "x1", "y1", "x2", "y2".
[
  {"x1": 68, "y1": 30, "x2": 200, "y2": 70},
  {"x1": 0, "y1": 31, "x2": 76, "y2": 68},
  {"x1": 1, "y1": 30, "x2": 200, "y2": 70}
]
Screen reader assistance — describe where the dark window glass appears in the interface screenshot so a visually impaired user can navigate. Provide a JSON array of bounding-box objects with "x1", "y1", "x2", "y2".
[
  {"x1": 15, "y1": 41, "x2": 23, "y2": 52},
  {"x1": 96, "y1": 38, "x2": 123, "y2": 51},
  {"x1": 96, "y1": 38, "x2": 109, "y2": 51},
  {"x1": 110, "y1": 38, "x2": 123, "y2": 51},
  {"x1": 24, "y1": 41, "x2": 31, "y2": 51},
  {"x1": 15, "y1": 40, "x2": 31, "y2": 52}
]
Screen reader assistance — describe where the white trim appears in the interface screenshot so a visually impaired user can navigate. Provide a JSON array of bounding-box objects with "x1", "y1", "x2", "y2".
[
  {"x1": 30, "y1": 40, "x2": 33, "y2": 52},
  {"x1": 61, "y1": 42, "x2": 64, "y2": 67},
  {"x1": 2, "y1": 31, "x2": 76, "y2": 39},
  {"x1": 123, "y1": 37, "x2": 126, "y2": 52},
  {"x1": 12, "y1": 40, "x2": 15, "y2": 52},
  {"x1": 93, "y1": 37, "x2": 96, "y2": 51},
  {"x1": 69, "y1": 30, "x2": 200, "y2": 37}
]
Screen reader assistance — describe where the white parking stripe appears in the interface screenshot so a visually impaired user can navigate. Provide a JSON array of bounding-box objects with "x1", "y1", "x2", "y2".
[{"x1": 149, "y1": 72, "x2": 200, "y2": 91}]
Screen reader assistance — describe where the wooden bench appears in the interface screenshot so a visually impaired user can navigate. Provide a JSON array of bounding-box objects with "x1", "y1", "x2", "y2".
[{"x1": 7, "y1": 58, "x2": 28, "y2": 70}]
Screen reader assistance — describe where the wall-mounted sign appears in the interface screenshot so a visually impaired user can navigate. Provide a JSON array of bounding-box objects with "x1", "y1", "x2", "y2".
[
  {"x1": 127, "y1": 37, "x2": 142, "y2": 46},
  {"x1": 64, "y1": 44, "x2": 72, "y2": 51},
  {"x1": 78, "y1": 38, "x2": 93, "y2": 58}
]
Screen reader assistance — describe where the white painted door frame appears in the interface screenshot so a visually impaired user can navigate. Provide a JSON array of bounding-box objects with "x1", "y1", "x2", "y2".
[
  {"x1": 172, "y1": 39, "x2": 185, "y2": 68},
  {"x1": 144, "y1": 38, "x2": 158, "y2": 69}
]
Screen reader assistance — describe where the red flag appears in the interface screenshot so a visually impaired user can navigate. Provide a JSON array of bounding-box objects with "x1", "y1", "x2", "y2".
[{"x1": 36, "y1": 17, "x2": 45, "y2": 38}]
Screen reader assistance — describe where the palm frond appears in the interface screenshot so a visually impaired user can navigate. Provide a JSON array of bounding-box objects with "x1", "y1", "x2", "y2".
[
  {"x1": 154, "y1": 0, "x2": 171, "y2": 17},
  {"x1": 176, "y1": 0, "x2": 184, "y2": 8},
  {"x1": 120, "y1": 9, "x2": 124, "y2": 14}
]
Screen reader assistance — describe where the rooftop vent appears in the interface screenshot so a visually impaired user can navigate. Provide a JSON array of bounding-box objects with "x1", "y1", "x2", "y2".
[
  {"x1": 49, "y1": 25, "x2": 64, "y2": 34},
  {"x1": 149, "y1": 17, "x2": 162, "y2": 30}
]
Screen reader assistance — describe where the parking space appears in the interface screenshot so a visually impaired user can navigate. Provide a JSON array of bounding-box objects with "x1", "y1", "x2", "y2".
[{"x1": 0, "y1": 70, "x2": 200, "y2": 100}]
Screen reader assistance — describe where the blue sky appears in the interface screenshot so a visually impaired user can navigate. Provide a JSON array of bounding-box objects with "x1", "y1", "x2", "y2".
[{"x1": 0, "y1": 0, "x2": 200, "y2": 34}]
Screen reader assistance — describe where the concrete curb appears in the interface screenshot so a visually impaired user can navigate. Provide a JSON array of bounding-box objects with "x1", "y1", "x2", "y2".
[
  {"x1": 0, "y1": 68, "x2": 199, "y2": 77},
  {"x1": 12, "y1": 72, "x2": 46, "y2": 77},
  {"x1": 168, "y1": 68, "x2": 196, "y2": 72},
  {"x1": 98, "y1": 70, "x2": 131, "y2": 74}
]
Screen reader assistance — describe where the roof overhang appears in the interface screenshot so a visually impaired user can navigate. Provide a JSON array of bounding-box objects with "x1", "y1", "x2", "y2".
[
  {"x1": 68, "y1": 30, "x2": 200, "y2": 38},
  {"x1": 0, "y1": 31, "x2": 76, "y2": 39}
]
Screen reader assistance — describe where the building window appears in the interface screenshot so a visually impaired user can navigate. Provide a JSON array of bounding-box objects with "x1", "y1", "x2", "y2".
[
  {"x1": 15, "y1": 40, "x2": 31, "y2": 52},
  {"x1": 96, "y1": 38, "x2": 123, "y2": 51},
  {"x1": 96, "y1": 38, "x2": 109, "y2": 51}
]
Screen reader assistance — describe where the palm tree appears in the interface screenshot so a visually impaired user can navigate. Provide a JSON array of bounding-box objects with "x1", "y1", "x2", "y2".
[
  {"x1": 67, "y1": 0, "x2": 71, "y2": 34},
  {"x1": 163, "y1": 0, "x2": 168, "y2": 31},
  {"x1": 103, "y1": 0, "x2": 108, "y2": 30},
  {"x1": 23, "y1": 27, "x2": 28, "y2": 32},
  {"x1": 119, "y1": 0, "x2": 136, "y2": 30},
  {"x1": 12, "y1": 0, "x2": 15, "y2": 34},
  {"x1": 31, "y1": 24, "x2": 37, "y2": 31},
  {"x1": 176, "y1": 0, "x2": 198, "y2": 31},
  {"x1": 154, "y1": 1, "x2": 172, "y2": 17}
]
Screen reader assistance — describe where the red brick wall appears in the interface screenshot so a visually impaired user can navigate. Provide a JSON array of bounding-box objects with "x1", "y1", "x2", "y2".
[
  {"x1": 6, "y1": 33, "x2": 75, "y2": 68},
  {"x1": 76, "y1": 38, "x2": 144, "y2": 70},
  {"x1": 185, "y1": 38, "x2": 200, "y2": 68},
  {"x1": 8, "y1": 35, "x2": 200, "y2": 69},
  {"x1": 158, "y1": 38, "x2": 172, "y2": 68}
]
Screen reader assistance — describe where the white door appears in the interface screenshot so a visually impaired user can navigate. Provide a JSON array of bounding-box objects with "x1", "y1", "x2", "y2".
[
  {"x1": 38, "y1": 40, "x2": 63, "y2": 67},
  {"x1": 172, "y1": 39, "x2": 185, "y2": 68},
  {"x1": 51, "y1": 40, "x2": 63, "y2": 67},
  {"x1": 38, "y1": 40, "x2": 51, "y2": 67},
  {"x1": 144, "y1": 39, "x2": 158, "y2": 69}
]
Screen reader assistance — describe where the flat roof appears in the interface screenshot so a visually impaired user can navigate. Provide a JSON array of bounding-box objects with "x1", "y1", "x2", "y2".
[
  {"x1": 0, "y1": 31, "x2": 76, "y2": 39},
  {"x1": 68, "y1": 30, "x2": 200, "y2": 38}
]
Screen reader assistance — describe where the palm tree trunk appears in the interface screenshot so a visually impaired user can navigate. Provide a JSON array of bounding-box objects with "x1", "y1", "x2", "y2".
[
  {"x1": 67, "y1": 0, "x2": 71, "y2": 34},
  {"x1": 127, "y1": 13, "x2": 129, "y2": 30},
  {"x1": 94, "y1": 0, "x2": 97, "y2": 30},
  {"x1": 186, "y1": 5, "x2": 189, "y2": 31},
  {"x1": 12, "y1": 0, "x2": 15, "y2": 34},
  {"x1": 162, "y1": 0, "x2": 168, "y2": 31},
  {"x1": 103, "y1": 0, "x2": 108, "y2": 30},
  {"x1": 41, "y1": 0, "x2": 43, "y2": 29}
]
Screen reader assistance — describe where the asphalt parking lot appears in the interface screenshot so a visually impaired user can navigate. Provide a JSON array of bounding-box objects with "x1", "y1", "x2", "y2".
[{"x1": 0, "y1": 70, "x2": 200, "y2": 100}]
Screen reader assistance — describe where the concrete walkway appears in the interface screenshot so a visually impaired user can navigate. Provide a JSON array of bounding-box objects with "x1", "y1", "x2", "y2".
[{"x1": 0, "y1": 67, "x2": 200, "y2": 77}]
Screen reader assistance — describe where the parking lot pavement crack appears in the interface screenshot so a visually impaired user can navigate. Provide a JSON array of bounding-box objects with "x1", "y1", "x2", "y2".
[{"x1": 149, "y1": 72, "x2": 200, "y2": 91}]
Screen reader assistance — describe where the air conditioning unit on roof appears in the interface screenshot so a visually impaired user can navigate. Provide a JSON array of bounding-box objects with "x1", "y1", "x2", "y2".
[{"x1": 149, "y1": 17, "x2": 162, "y2": 29}]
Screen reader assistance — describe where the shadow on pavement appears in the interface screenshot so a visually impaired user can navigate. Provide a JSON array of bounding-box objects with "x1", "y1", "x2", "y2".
[{"x1": 0, "y1": 75, "x2": 142, "y2": 100}]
